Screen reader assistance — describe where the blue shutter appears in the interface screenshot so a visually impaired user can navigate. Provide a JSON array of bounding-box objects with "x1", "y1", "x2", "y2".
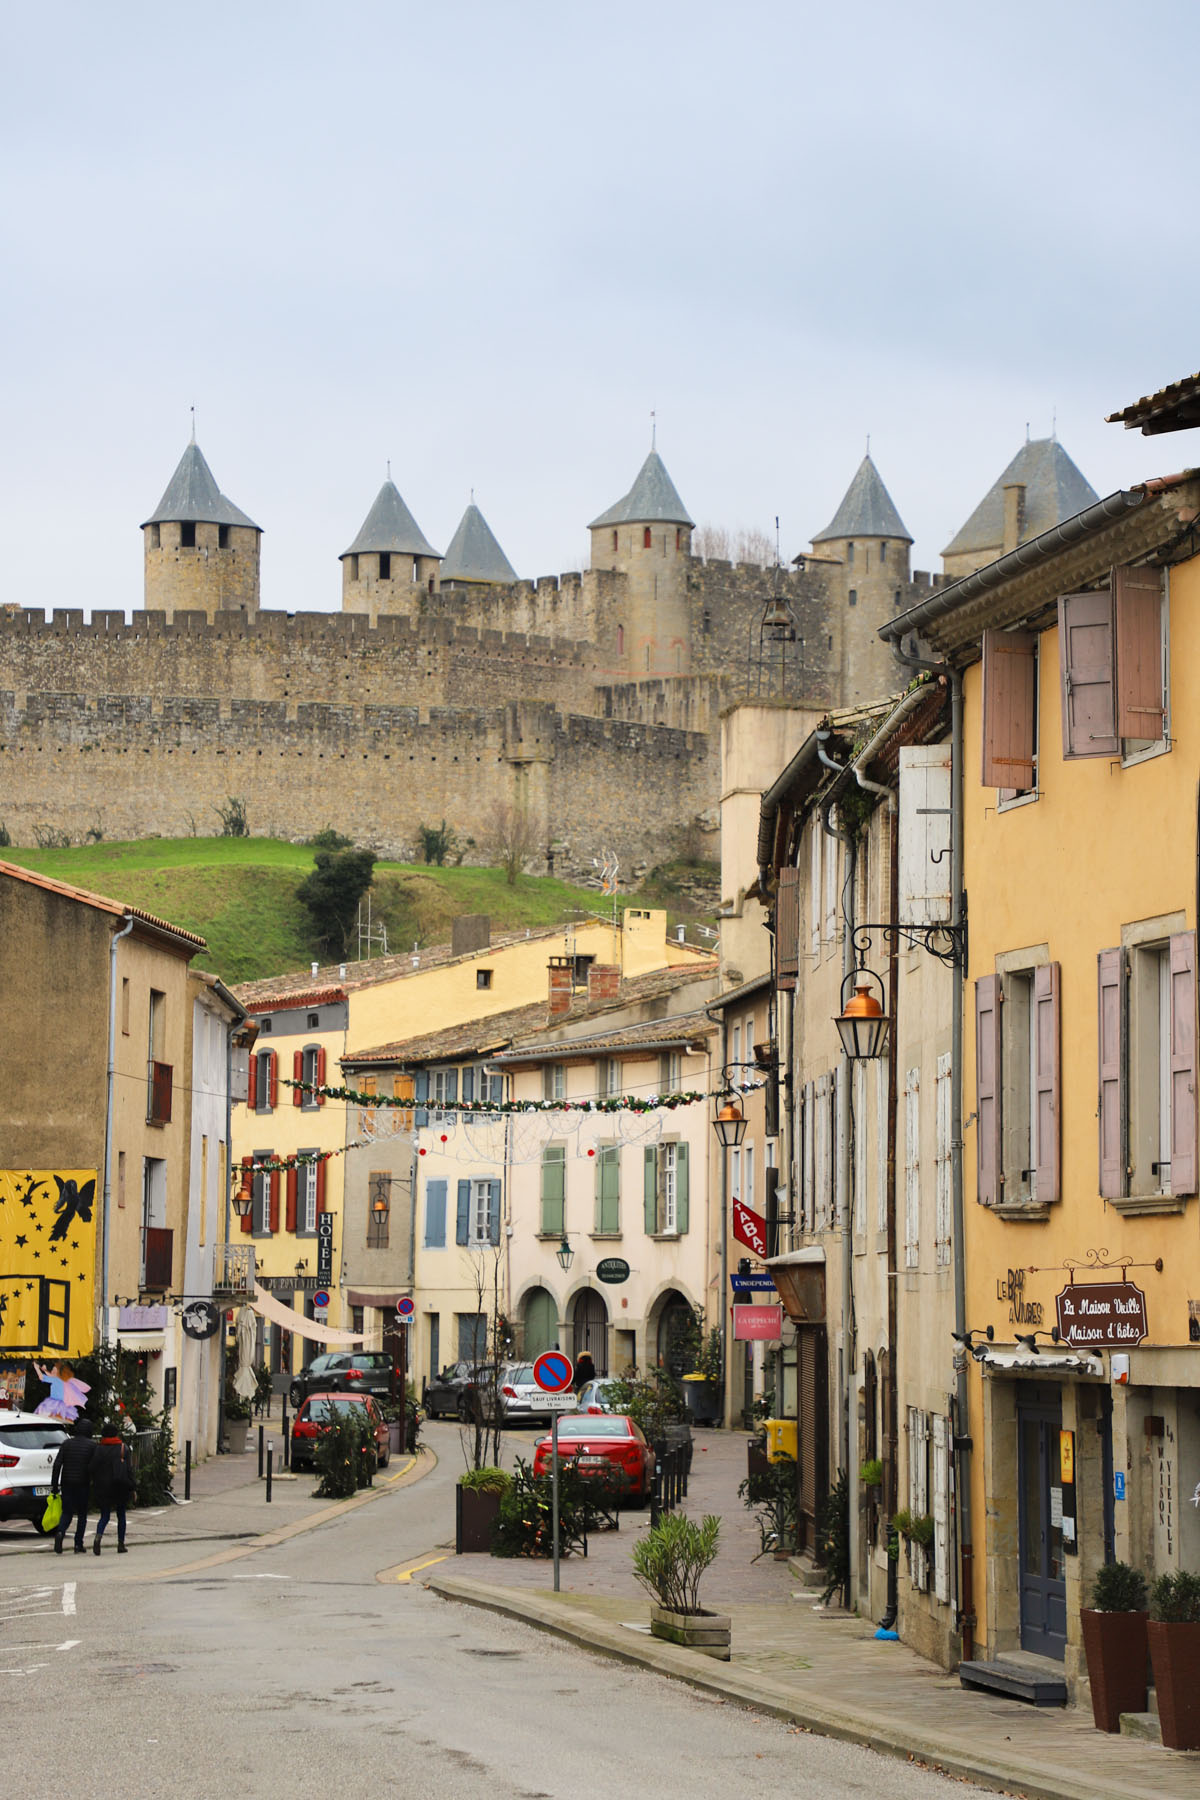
[
  {"x1": 424, "y1": 1179, "x2": 447, "y2": 1248},
  {"x1": 487, "y1": 1180, "x2": 501, "y2": 1245},
  {"x1": 456, "y1": 1180, "x2": 471, "y2": 1245},
  {"x1": 414, "y1": 1070, "x2": 429, "y2": 1128},
  {"x1": 461, "y1": 1067, "x2": 475, "y2": 1103},
  {"x1": 445, "y1": 1068, "x2": 458, "y2": 1103}
]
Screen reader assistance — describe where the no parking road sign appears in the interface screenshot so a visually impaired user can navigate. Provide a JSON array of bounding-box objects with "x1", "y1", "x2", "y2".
[{"x1": 532, "y1": 1350, "x2": 574, "y2": 1393}]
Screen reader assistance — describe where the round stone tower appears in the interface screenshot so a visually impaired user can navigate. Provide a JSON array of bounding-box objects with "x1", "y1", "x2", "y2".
[
  {"x1": 810, "y1": 453, "x2": 913, "y2": 704},
  {"x1": 340, "y1": 478, "x2": 442, "y2": 620},
  {"x1": 589, "y1": 447, "x2": 694, "y2": 675},
  {"x1": 141, "y1": 440, "x2": 261, "y2": 618}
]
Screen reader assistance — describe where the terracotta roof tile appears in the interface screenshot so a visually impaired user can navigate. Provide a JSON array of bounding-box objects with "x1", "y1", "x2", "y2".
[{"x1": 0, "y1": 859, "x2": 207, "y2": 950}]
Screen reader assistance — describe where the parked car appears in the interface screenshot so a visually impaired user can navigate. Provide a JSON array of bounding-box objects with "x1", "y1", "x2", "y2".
[
  {"x1": 289, "y1": 1351, "x2": 396, "y2": 1410},
  {"x1": 0, "y1": 1412, "x2": 72, "y2": 1533},
  {"x1": 290, "y1": 1392, "x2": 390, "y2": 1471},
  {"x1": 496, "y1": 1363, "x2": 562, "y2": 1426},
  {"x1": 423, "y1": 1360, "x2": 496, "y2": 1421},
  {"x1": 531, "y1": 1413, "x2": 655, "y2": 1504},
  {"x1": 576, "y1": 1378, "x2": 694, "y2": 1470}
]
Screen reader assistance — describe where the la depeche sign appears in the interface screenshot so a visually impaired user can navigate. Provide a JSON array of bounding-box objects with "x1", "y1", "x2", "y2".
[{"x1": 1055, "y1": 1281, "x2": 1148, "y2": 1349}]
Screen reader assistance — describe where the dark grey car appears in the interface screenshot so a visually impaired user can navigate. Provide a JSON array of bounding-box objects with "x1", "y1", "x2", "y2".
[{"x1": 288, "y1": 1351, "x2": 395, "y2": 1410}]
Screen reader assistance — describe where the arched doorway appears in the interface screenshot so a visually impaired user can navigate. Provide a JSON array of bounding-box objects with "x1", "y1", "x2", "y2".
[
  {"x1": 572, "y1": 1289, "x2": 608, "y2": 1374},
  {"x1": 655, "y1": 1289, "x2": 695, "y2": 1377},
  {"x1": 523, "y1": 1288, "x2": 557, "y2": 1362}
]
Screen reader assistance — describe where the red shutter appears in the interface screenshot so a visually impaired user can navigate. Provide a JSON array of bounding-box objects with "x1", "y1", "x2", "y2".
[
  {"x1": 247, "y1": 1053, "x2": 258, "y2": 1110},
  {"x1": 315, "y1": 1158, "x2": 327, "y2": 1214},
  {"x1": 1098, "y1": 947, "x2": 1125, "y2": 1198},
  {"x1": 316, "y1": 1046, "x2": 327, "y2": 1104},
  {"x1": 1033, "y1": 962, "x2": 1061, "y2": 1205},
  {"x1": 981, "y1": 628, "x2": 1037, "y2": 788},
  {"x1": 776, "y1": 866, "x2": 800, "y2": 991},
  {"x1": 293, "y1": 1049, "x2": 304, "y2": 1106},
  {"x1": 1169, "y1": 930, "x2": 1197, "y2": 1197},
  {"x1": 267, "y1": 1051, "x2": 278, "y2": 1110},
  {"x1": 975, "y1": 976, "x2": 1001, "y2": 1206},
  {"x1": 286, "y1": 1166, "x2": 298, "y2": 1233},
  {"x1": 268, "y1": 1168, "x2": 280, "y2": 1234},
  {"x1": 1059, "y1": 589, "x2": 1118, "y2": 759},
  {"x1": 1114, "y1": 565, "x2": 1164, "y2": 741},
  {"x1": 240, "y1": 1156, "x2": 253, "y2": 1233}
]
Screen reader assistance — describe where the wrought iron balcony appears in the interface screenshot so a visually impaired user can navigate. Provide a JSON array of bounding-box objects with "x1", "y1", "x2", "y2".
[{"x1": 213, "y1": 1242, "x2": 255, "y2": 1296}]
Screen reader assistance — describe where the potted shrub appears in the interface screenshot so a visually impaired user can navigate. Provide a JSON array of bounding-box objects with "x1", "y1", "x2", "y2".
[
  {"x1": 633, "y1": 1511, "x2": 729, "y2": 1659},
  {"x1": 224, "y1": 1394, "x2": 251, "y2": 1455},
  {"x1": 456, "y1": 1466, "x2": 511, "y2": 1553},
  {"x1": 681, "y1": 1322, "x2": 724, "y2": 1426},
  {"x1": 1080, "y1": 1561, "x2": 1148, "y2": 1732},
  {"x1": 1148, "y1": 1570, "x2": 1200, "y2": 1750},
  {"x1": 859, "y1": 1457, "x2": 883, "y2": 1492}
]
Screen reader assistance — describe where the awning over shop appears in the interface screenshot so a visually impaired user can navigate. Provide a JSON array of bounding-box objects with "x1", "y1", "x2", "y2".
[
  {"x1": 249, "y1": 1283, "x2": 364, "y2": 1346},
  {"x1": 346, "y1": 1290, "x2": 405, "y2": 1311},
  {"x1": 976, "y1": 1346, "x2": 1104, "y2": 1378},
  {"x1": 765, "y1": 1247, "x2": 826, "y2": 1325},
  {"x1": 117, "y1": 1332, "x2": 165, "y2": 1357}
]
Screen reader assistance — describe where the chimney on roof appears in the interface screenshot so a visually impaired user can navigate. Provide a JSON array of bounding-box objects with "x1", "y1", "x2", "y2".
[
  {"x1": 548, "y1": 955, "x2": 573, "y2": 1018},
  {"x1": 1002, "y1": 483, "x2": 1026, "y2": 554},
  {"x1": 587, "y1": 964, "x2": 620, "y2": 1007},
  {"x1": 452, "y1": 914, "x2": 491, "y2": 958},
  {"x1": 339, "y1": 963, "x2": 347, "y2": 979},
  {"x1": 311, "y1": 962, "x2": 319, "y2": 978}
]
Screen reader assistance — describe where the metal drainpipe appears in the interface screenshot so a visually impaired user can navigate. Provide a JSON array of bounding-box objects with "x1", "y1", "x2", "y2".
[{"x1": 102, "y1": 915, "x2": 136, "y2": 1345}]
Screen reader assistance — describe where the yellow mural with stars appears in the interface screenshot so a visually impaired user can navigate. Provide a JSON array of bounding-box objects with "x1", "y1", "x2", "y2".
[{"x1": 0, "y1": 1171, "x2": 98, "y2": 1358}]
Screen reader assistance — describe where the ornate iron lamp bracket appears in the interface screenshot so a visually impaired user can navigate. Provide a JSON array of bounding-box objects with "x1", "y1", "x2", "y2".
[{"x1": 851, "y1": 920, "x2": 966, "y2": 973}]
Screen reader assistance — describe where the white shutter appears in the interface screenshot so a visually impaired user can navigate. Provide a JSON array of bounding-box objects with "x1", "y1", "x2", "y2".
[
  {"x1": 876, "y1": 1059, "x2": 889, "y2": 1234},
  {"x1": 803, "y1": 1081, "x2": 815, "y2": 1232},
  {"x1": 932, "y1": 1414, "x2": 951, "y2": 1603},
  {"x1": 854, "y1": 1061, "x2": 868, "y2": 1234},
  {"x1": 823, "y1": 821, "x2": 838, "y2": 944},
  {"x1": 935, "y1": 1051, "x2": 952, "y2": 1267},
  {"x1": 908, "y1": 1407, "x2": 929, "y2": 1591},
  {"x1": 834, "y1": 1064, "x2": 847, "y2": 1229},
  {"x1": 899, "y1": 744, "x2": 952, "y2": 925},
  {"x1": 904, "y1": 1067, "x2": 920, "y2": 1268},
  {"x1": 815, "y1": 1075, "x2": 831, "y2": 1231},
  {"x1": 810, "y1": 825, "x2": 821, "y2": 959}
]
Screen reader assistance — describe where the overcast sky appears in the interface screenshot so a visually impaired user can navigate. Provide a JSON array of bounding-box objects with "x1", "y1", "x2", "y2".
[{"x1": 3, "y1": 2, "x2": 1197, "y2": 618}]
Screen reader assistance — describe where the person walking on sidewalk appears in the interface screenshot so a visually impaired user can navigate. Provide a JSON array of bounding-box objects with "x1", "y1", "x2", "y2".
[
  {"x1": 50, "y1": 1417, "x2": 98, "y2": 1554},
  {"x1": 92, "y1": 1423, "x2": 135, "y2": 1555}
]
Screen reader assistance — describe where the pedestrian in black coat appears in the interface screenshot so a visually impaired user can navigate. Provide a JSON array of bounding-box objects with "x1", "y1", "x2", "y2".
[
  {"x1": 574, "y1": 1351, "x2": 597, "y2": 1393},
  {"x1": 92, "y1": 1427, "x2": 135, "y2": 1554},
  {"x1": 51, "y1": 1418, "x2": 97, "y2": 1554}
]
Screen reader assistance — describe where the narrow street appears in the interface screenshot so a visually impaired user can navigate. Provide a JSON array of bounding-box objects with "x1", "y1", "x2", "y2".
[{"x1": 1, "y1": 1432, "x2": 984, "y2": 1800}]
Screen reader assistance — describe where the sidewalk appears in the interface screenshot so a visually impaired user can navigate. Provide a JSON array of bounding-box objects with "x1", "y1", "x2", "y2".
[{"x1": 427, "y1": 1429, "x2": 1199, "y2": 1800}]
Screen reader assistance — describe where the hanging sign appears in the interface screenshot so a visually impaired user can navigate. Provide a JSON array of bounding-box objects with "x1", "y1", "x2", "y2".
[
  {"x1": 316, "y1": 1213, "x2": 334, "y2": 1286},
  {"x1": 730, "y1": 1273, "x2": 778, "y2": 1294},
  {"x1": 181, "y1": 1300, "x2": 220, "y2": 1340},
  {"x1": 733, "y1": 1304, "x2": 783, "y2": 1342},
  {"x1": 1055, "y1": 1281, "x2": 1148, "y2": 1349},
  {"x1": 596, "y1": 1258, "x2": 630, "y2": 1284},
  {"x1": 732, "y1": 1198, "x2": 768, "y2": 1259}
]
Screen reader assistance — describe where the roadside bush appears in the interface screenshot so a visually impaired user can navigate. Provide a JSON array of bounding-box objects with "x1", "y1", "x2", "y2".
[
  {"x1": 490, "y1": 1458, "x2": 613, "y2": 1558},
  {"x1": 314, "y1": 1407, "x2": 371, "y2": 1499}
]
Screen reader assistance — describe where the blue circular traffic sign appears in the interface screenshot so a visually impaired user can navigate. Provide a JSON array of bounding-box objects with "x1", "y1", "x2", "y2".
[
  {"x1": 396, "y1": 1296, "x2": 415, "y2": 1318},
  {"x1": 312, "y1": 1289, "x2": 330, "y2": 1309},
  {"x1": 532, "y1": 1350, "x2": 574, "y2": 1393}
]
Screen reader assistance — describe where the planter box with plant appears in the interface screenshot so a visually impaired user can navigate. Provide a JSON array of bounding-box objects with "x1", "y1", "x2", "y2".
[
  {"x1": 456, "y1": 1467, "x2": 511, "y2": 1553},
  {"x1": 633, "y1": 1511, "x2": 729, "y2": 1659},
  {"x1": 1080, "y1": 1561, "x2": 1148, "y2": 1733},
  {"x1": 738, "y1": 1452, "x2": 798, "y2": 1559},
  {"x1": 1148, "y1": 1570, "x2": 1200, "y2": 1750}
]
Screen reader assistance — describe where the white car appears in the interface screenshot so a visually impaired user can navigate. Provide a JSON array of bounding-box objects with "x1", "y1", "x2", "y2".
[
  {"x1": 0, "y1": 1411, "x2": 72, "y2": 1534},
  {"x1": 496, "y1": 1363, "x2": 563, "y2": 1425}
]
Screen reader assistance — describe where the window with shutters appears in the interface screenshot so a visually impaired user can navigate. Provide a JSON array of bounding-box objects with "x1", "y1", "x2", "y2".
[
  {"x1": 393, "y1": 1071, "x2": 415, "y2": 1129},
  {"x1": 981, "y1": 628, "x2": 1038, "y2": 804},
  {"x1": 598, "y1": 1056, "x2": 620, "y2": 1099},
  {"x1": 477, "y1": 1068, "x2": 503, "y2": 1106},
  {"x1": 594, "y1": 1143, "x2": 620, "y2": 1234},
  {"x1": 543, "y1": 1064, "x2": 566, "y2": 1102},
  {"x1": 975, "y1": 961, "x2": 1061, "y2": 1210},
  {"x1": 802, "y1": 1081, "x2": 815, "y2": 1232},
  {"x1": 300, "y1": 1044, "x2": 322, "y2": 1110},
  {"x1": 431, "y1": 1066, "x2": 458, "y2": 1123},
  {"x1": 252, "y1": 1150, "x2": 274, "y2": 1237},
  {"x1": 907, "y1": 1406, "x2": 930, "y2": 1591},
  {"x1": 298, "y1": 1155, "x2": 318, "y2": 1235},
  {"x1": 1098, "y1": 932, "x2": 1197, "y2": 1207},
  {"x1": 776, "y1": 865, "x2": 800, "y2": 990},
  {"x1": 253, "y1": 1048, "x2": 277, "y2": 1114},
  {"x1": 932, "y1": 1414, "x2": 951, "y2": 1603},
  {"x1": 540, "y1": 1144, "x2": 566, "y2": 1235},
  {"x1": 1059, "y1": 568, "x2": 1168, "y2": 764},
  {"x1": 470, "y1": 1180, "x2": 493, "y2": 1246},
  {"x1": 645, "y1": 1141, "x2": 689, "y2": 1235},
  {"x1": 662, "y1": 1142, "x2": 680, "y2": 1233},
  {"x1": 903, "y1": 1068, "x2": 920, "y2": 1267},
  {"x1": 659, "y1": 1051, "x2": 682, "y2": 1094}
]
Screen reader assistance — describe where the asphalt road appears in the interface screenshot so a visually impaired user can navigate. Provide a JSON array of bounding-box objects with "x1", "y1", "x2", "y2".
[{"x1": 2, "y1": 1429, "x2": 989, "y2": 1800}]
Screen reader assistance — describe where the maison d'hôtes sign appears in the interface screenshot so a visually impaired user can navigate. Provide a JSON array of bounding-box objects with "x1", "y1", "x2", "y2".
[{"x1": 1055, "y1": 1281, "x2": 1148, "y2": 1349}]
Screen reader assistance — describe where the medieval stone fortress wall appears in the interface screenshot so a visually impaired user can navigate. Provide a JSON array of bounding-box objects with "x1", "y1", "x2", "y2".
[{"x1": 0, "y1": 432, "x2": 1089, "y2": 872}]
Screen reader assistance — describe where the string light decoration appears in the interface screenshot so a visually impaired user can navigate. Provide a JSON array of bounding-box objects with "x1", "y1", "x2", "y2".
[{"x1": 282, "y1": 1078, "x2": 708, "y2": 1115}]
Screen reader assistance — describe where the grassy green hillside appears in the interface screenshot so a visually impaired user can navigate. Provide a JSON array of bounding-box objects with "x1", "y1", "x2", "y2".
[{"x1": 2, "y1": 837, "x2": 715, "y2": 985}]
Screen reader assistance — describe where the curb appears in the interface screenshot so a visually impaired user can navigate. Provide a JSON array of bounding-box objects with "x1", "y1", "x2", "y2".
[{"x1": 425, "y1": 1575, "x2": 1176, "y2": 1800}]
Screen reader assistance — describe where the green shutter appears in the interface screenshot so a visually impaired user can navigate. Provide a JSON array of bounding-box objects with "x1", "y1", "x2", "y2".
[
  {"x1": 596, "y1": 1144, "x2": 620, "y2": 1233},
  {"x1": 541, "y1": 1145, "x2": 565, "y2": 1235},
  {"x1": 644, "y1": 1146, "x2": 658, "y2": 1235},
  {"x1": 675, "y1": 1142, "x2": 689, "y2": 1235}
]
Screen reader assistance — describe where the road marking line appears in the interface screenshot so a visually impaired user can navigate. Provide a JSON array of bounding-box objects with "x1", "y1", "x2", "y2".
[
  {"x1": 378, "y1": 1553, "x2": 448, "y2": 1584},
  {"x1": 61, "y1": 1582, "x2": 76, "y2": 1615}
]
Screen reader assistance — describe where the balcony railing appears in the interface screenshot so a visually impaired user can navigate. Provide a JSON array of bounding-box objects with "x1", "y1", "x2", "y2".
[
  {"x1": 141, "y1": 1226, "x2": 173, "y2": 1291},
  {"x1": 147, "y1": 1060, "x2": 173, "y2": 1125},
  {"x1": 213, "y1": 1242, "x2": 255, "y2": 1296}
]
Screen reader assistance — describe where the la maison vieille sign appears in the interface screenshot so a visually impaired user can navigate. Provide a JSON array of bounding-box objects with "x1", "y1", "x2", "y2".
[{"x1": 1055, "y1": 1281, "x2": 1148, "y2": 1349}]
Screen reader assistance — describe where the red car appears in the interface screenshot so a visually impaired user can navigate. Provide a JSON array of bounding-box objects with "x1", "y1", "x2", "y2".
[
  {"x1": 532, "y1": 1413, "x2": 654, "y2": 1504},
  {"x1": 290, "y1": 1391, "x2": 391, "y2": 1472}
]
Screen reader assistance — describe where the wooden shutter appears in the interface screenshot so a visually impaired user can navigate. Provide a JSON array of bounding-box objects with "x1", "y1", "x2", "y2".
[
  {"x1": 1097, "y1": 947, "x2": 1125, "y2": 1198},
  {"x1": 444, "y1": 1068, "x2": 458, "y2": 1105},
  {"x1": 675, "y1": 1142, "x2": 689, "y2": 1234},
  {"x1": 486, "y1": 1181, "x2": 501, "y2": 1245},
  {"x1": 975, "y1": 976, "x2": 1001, "y2": 1206},
  {"x1": 247, "y1": 1053, "x2": 258, "y2": 1110},
  {"x1": 455, "y1": 1179, "x2": 471, "y2": 1245},
  {"x1": 414, "y1": 1070, "x2": 429, "y2": 1128},
  {"x1": 810, "y1": 827, "x2": 821, "y2": 958},
  {"x1": 285, "y1": 1166, "x2": 298, "y2": 1233},
  {"x1": 315, "y1": 1157, "x2": 326, "y2": 1214},
  {"x1": 461, "y1": 1067, "x2": 475, "y2": 1103},
  {"x1": 540, "y1": 1146, "x2": 565, "y2": 1235},
  {"x1": 1115, "y1": 565, "x2": 1164, "y2": 741},
  {"x1": 644, "y1": 1147, "x2": 658, "y2": 1234},
  {"x1": 1033, "y1": 962, "x2": 1061, "y2": 1205},
  {"x1": 268, "y1": 1169, "x2": 280, "y2": 1234},
  {"x1": 1059, "y1": 589, "x2": 1118, "y2": 758},
  {"x1": 935, "y1": 1051, "x2": 952, "y2": 1263},
  {"x1": 293, "y1": 1049, "x2": 304, "y2": 1106},
  {"x1": 932, "y1": 1414, "x2": 951, "y2": 1603},
  {"x1": 596, "y1": 1145, "x2": 619, "y2": 1233},
  {"x1": 900, "y1": 744, "x2": 952, "y2": 923},
  {"x1": 1169, "y1": 930, "x2": 1197, "y2": 1196},
  {"x1": 424, "y1": 1179, "x2": 447, "y2": 1248},
  {"x1": 315, "y1": 1046, "x2": 327, "y2": 1103},
  {"x1": 776, "y1": 866, "x2": 800, "y2": 991},
  {"x1": 265, "y1": 1051, "x2": 277, "y2": 1109},
  {"x1": 904, "y1": 1067, "x2": 920, "y2": 1267},
  {"x1": 981, "y1": 629, "x2": 1037, "y2": 788}
]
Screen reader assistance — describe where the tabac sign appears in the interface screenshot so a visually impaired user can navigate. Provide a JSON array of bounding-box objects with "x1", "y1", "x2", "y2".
[{"x1": 1055, "y1": 1281, "x2": 1148, "y2": 1350}]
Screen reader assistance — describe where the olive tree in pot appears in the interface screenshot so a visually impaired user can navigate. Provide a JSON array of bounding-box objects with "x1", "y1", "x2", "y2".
[
  {"x1": 1147, "y1": 1570, "x2": 1200, "y2": 1750},
  {"x1": 632, "y1": 1512, "x2": 729, "y2": 1659},
  {"x1": 1079, "y1": 1561, "x2": 1148, "y2": 1732}
]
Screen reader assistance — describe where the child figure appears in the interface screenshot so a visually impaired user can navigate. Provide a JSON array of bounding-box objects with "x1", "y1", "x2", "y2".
[{"x1": 33, "y1": 1362, "x2": 90, "y2": 1422}]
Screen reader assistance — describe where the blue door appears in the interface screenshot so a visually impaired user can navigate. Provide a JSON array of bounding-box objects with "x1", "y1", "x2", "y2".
[{"x1": 1017, "y1": 1393, "x2": 1066, "y2": 1658}]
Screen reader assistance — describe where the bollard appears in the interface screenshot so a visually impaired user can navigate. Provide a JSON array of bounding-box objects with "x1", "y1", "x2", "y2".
[
  {"x1": 682, "y1": 1444, "x2": 689, "y2": 1499},
  {"x1": 283, "y1": 1409, "x2": 290, "y2": 1470},
  {"x1": 184, "y1": 1439, "x2": 192, "y2": 1502},
  {"x1": 266, "y1": 1444, "x2": 273, "y2": 1503},
  {"x1": 650, "y1": 1442, "x2": 664, "y2": 1529},
  {"x1": 258, "y1": 1423, "x2": 264, "y2": 1480}
]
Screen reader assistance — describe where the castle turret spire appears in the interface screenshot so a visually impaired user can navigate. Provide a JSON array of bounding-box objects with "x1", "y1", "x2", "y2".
[
  {"x1": 440, "y1": 501, "x2": 517, "y2": 586},
  {"x1": 340, "y1": 478, "x2": 442, "y2": 619},
  {"x1": 141, "y1": 440, "x2": 260, "y2": 618}
]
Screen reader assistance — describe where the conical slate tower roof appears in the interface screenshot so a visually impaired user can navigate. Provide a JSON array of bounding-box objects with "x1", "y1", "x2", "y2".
[
  {"x1": 440, "y1": 502, "x2": 517, "y2": 584},
  {"x1": 142, "y1": 442, "x2": 259, "y2": 530},
  {"x1": 943, "y1": 438, "x2": 1099, "y2": 558},
  {"x1": 341, "y1": 479, "x2": 440, "y2": 560},
  {"x1": 812, "y1": 454, "x2": 911, "y2": 544},
  {"x1": 589, "y1": 449, "x2": 694, "y2": 529}
]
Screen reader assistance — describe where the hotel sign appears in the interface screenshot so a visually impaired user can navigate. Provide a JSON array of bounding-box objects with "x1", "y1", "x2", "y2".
[{"x1": 1055, "y1": 1281, "x2": 1148, "y2": 1349}]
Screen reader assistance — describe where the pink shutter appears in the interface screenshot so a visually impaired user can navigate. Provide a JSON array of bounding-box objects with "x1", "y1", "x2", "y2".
[
  {"x1": 1033, "y1": 962, "x2": 1061, "y2": 1205},
  {"x1": 1097, "y1": 947, "x2": 1124, "y2": 1198},
  {"x1": 1059, "y1": 589, "x2": 1118, "y2": 759},
  {"x1": 1169, "y1": 931, "x2": 1197, "y2": 1196},
  {"x1": 776, "y1": 866, "x2": 800, "y2": 991},
  {"x1": 975, "y1": 976, "x2": 1001, "y2": 1206},
  {"x1": 981, "y1": 628, "x2": 1037, "y2": 788},
  {"x1": 1114, "y1": 565, "x2": 1164, "y2": 741}
]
